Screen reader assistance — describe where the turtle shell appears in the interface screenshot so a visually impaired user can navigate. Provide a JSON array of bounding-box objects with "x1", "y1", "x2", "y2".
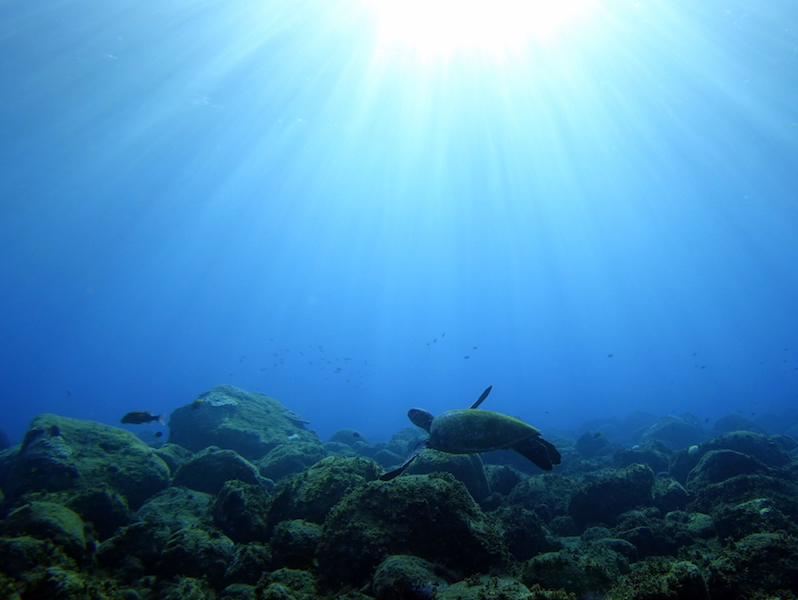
[{"x1": 428, "y1": 409, "x2": 540, "y2": 454}]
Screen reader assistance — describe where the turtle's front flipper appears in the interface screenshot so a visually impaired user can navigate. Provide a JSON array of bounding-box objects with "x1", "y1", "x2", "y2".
[
  {"x1": 469, "y1": 385, "x2": 493, "y2": 409},
  {"x1": 379, "y1": 443, "x2": 426, "y2": 481},
  {"x1": 510, "y1": 436, "x2": 562, "y2": 471}
]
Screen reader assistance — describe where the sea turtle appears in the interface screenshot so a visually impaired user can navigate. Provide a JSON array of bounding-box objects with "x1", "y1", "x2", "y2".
[{"x1": 380, "y1": 386, "x2": 561, "y2": 481}]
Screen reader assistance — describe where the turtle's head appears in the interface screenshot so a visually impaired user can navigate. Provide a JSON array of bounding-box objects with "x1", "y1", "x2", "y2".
[{"x1": 408, "y1": 408, "x2": 434, "y2": 432}]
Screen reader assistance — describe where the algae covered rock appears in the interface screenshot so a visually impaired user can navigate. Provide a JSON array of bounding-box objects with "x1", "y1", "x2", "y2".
[
  {"x1": 269, "y1": 519, "x2": 322, "y2": 570},
  {"x1": 568, "y1": 463, "x2": 655, "y2": 528},
  {"x1": 267, "y1": 456, "x2": 382, "y2": 527},
  {"x1": 436, "y1": 575, "x2": 535, "y2": 600},
  {"x1": 168, "y1": 385, "x2": 320, "y2": 459},
  {"x1": 405, "y1": 448, "x2": 491, "y2": 502},
  {"x1": 613, "y1": 558, "x2": 709, "y2": 600},
  {"x1": 519, "y1": 546, "x2": 627, "y2": 598},
  {"x1": 157, "y1": 526, "x2": 235, "y2": 585},
  {"x1": 316, "y1": 472, "x2": 507, "y2": 591},
  {"x1": 638, "y1": 414, "x2": 703, "y2": 450},
  {"x1": 6, "y1": 413, "x2": 169, "y2": 510},
  {"x1": 172, "y1": 446, "x2": 269, "y2": 495},
  {"x1": 0, "y1": 501, "x2": 86, "y2": 561},
  {"x1": 256, "y1": 441, "x2": 328, "y2": 481},
  {"x1": 370, "y1": 554, "x2": 448, "y2": 600},
  {"x1": 213, "y1": 479, "x2": 271, "y2": 543},
  {"x1": 708, "y1": 532, "x2": 798, "y2": 599},
  {"x1": 136, "y1": 486, "x2": 215, "y2": 530}
]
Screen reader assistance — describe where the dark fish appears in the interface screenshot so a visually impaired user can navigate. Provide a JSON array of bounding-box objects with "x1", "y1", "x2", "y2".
[
  {"x1": 153, "y1": 431, "x2": 164, "y2": 438},
  {"x1": 120, "y1": 411, "x2": 165, "y2": 425}
]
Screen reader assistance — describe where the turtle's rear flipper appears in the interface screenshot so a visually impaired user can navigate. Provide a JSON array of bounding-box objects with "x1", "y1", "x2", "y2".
[{"x1": 511, "y1": 436, "x2": 562, "y2": 471}]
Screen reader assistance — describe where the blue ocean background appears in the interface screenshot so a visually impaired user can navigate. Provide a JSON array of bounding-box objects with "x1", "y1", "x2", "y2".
[{"x1": 1, "y1": 0, "x2": 797, "y2": 447}]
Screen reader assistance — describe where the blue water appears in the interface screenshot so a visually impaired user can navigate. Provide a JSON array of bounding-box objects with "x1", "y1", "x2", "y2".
[{"x1": 2, "y1": 0, "x2": 797, "y2": 446}]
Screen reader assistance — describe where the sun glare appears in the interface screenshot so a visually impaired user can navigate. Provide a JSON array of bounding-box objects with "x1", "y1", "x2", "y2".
[{"x1": 369, "y1": 0, "x2": 596, "y2": 56}]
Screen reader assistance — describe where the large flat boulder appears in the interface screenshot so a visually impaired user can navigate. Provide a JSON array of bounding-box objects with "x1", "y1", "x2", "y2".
[
  {"x1": 168, "y1": 385, "x2": 322, "y2": 460},
  {"x1": 6, "y1": 413, "x2": 170, "y2": 510}
]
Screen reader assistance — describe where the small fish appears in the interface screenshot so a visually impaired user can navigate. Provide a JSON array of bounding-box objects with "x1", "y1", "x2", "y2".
[
  {"x1": 153, "y1": 431, "x2": 164, "y2": 438},
  {"x1": 191, "y1": 398, "x2": 205, "y2": 410},
  {"x1": 608, "y1": 354, "x2": 614, "y2": 358},
  {"x1": 121, "y1": 411, "x2": 165, "y2": 425}
]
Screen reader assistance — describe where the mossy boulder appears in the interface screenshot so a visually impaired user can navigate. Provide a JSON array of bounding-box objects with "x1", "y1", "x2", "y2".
[
  {"x1": 370, "y1": 555, "x2": 448, "y2": 600},
  {"x1": 172, "y1": 446, "x2": 269, "y2": 495},
  {"x1": 405, "y1": 448, "x2": 491, "y2": 502},
  {"x1": 267, "y1": 456, "x2": 382, "y2": 528},
  {"x1": 6, "y1": 414, "x2": 169, "y2": 510},
  {"x1": 518, "y1": 546, "x2": 627, "y2": 598},
  {"x1": 708, "y1": 532, "x2": 798, "y2": 599},
  {"x1": 168, "y1": 385, "x2": 320, "y2": 459},
  {"x1": 437, "y1": 575, "x2": 535, "y2": 600},
  {"x1": 0, "y1": 501, "x2": 86, "y2": 561},
  {"x1": 213, "y1": 479, "x2": 271, "y2": 543},
  {"x1": 316, "y1": 473, "x2": 507, "y2": 591},
  {"x1": 135, "y1": 486, "x2": 215, "y2": 530},
  {"x1": 612, "y1": 558, "x2": 709, "y2": 600},
  {"x1": 157, "y1": 527, "x2": 235, "y2": 585},
  {"x1": 568, "y1": 464, "x2": 655, "y2": 528},
  {"x1": 269, "y1": 519, "x2": 322, "y2": 570},
  {"x1": 256, "y1": 441, "x2": 328, "y2": 481}
]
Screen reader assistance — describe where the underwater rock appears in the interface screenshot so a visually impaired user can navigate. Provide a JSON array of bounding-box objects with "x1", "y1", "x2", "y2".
[
  {"x1": 64, "y1": 484, "x2": 131, "y2": 540},
  {"x1": 168, "y1": 385, "x2": 320, "y2": 460},
  {"x1": 153, "y1": 442, "x2": 193, "y2": 475},
  {"x1": 568, "y1": 463, "x2": 655, "y2": 528},
  {"x1": 96, "y1": 520, "x2": 172, "y2": 578},
  {"x1": 269, "y1": 519, "x2": 322, "y2": 570},
  {"x1": 713, "y1": 497, "x2": 798, "y2": 542},
  {"x1": 638, "y1": 414, "x2": 703, "y2": 450},
  {"x1": 484, "y1": 464, "x2": 523, "y2": 497},
  {"x1": 613, "y1": 558, "x2": 709, "y2": 600},
  {"x1": 519, "y1": 546, "x2": 627, "y2": 598},
  {"x1": 0, "y1": 501, "x2": 86, "y2": 561},
  {"x1": 136, "y1": 486, "x2": 216, "y2": 530},
  {"x1": 575, "y1": 431, "x2": 617, "y2": 459},
  {"x1": 436, "y1": 575, "x2": 535, "y2": 600},
  {"x1": 686, "y1": 449, "x2": 769, "y2": 491},
  {"x1": 157, "y1": 576, "x2": 217, "y2": 600},
  {"x1": 316, "y1": 473, "x2": 507, "y2": 591},
  {"x1": 405, "y1": 449, "x2": 491, "y2": 502},
  {"x1": 370, "y1": 554, "x2": 448, "y2": 600},
  {"x1": 255, "y1": 568, "x2": 317, "y2": 600},
  {"x1": 6, "y1": 413, "x2": 170, "y2": 510},
  {"x1": 507, "y1": 473, "x2": 574, "y2": 524},
  {"x1": 669, "y1": 430, "x2": 791, "y2": 484},
  {"x1": 256, "y1": 441, "x2": 328, "y2": 481},
  {"x1": 492, "y1": 505, "x2": 558, "y2": 561},
  {"x1": 224, "y1": 543, "x2": 272, "y2": 585},
  {"x1": 267, "y1": 456, "x2": 381, "y2": 528},
  {"x1": 708, "y1": 532, "x2": 798, "y2": 599},
  {"x1": 712, "y1": 413, "x2": 762, "y2": 435},
  {"x1": 328, "y1": 428, "x2": 369, "y2": 446},
  {"x1": 614, "y1": 439, "x2": 672, "y2": 473},
  {"x1": 157, "y1": 526, "x2": 235, "y2": 585},
  {"x1": 172, "y1": 446, "x2": 269, "y2": 495},
  {"x1": 652, "y1": 476, "x2": 690, "y2": 513},
  {"x1": 213, "y1": 479, "x2": 271, "y2": 544},
  {"x1": 0, "y1": 535, "x2": 76, "y2": 581},
  {"x1": 371, "y1": 448, "x2": 404, "y2": 469}
]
